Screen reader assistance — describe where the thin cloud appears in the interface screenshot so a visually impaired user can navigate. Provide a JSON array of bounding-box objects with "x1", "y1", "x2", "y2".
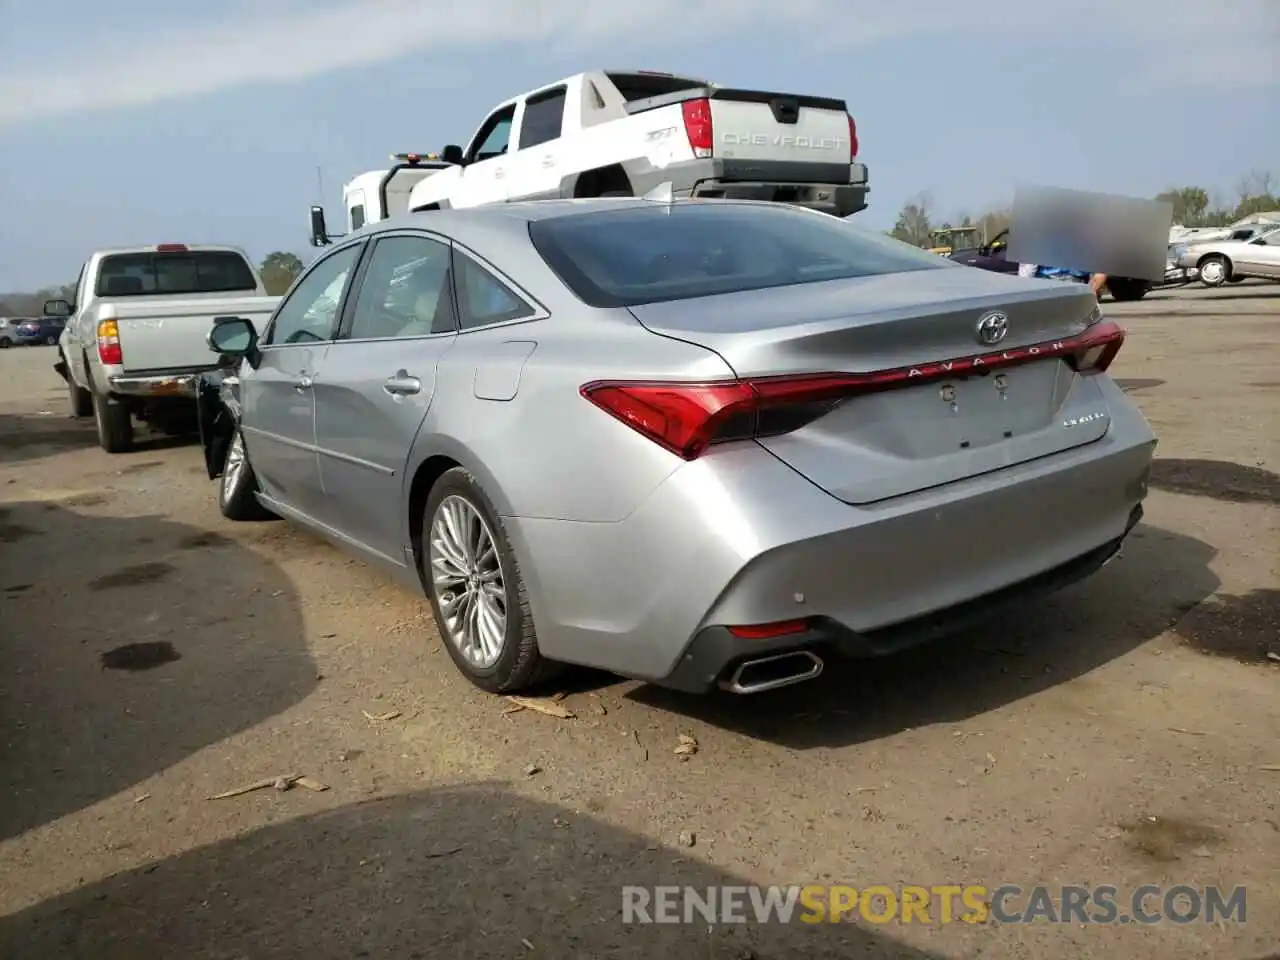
[{"x1": 0, "y1": 0, "x2": 1274, "y2": 124}]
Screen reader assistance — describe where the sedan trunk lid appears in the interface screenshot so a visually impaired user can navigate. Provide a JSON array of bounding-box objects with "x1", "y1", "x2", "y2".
[{"x1": 628, "y1": 269, "x2": 1117, "y2": 504}]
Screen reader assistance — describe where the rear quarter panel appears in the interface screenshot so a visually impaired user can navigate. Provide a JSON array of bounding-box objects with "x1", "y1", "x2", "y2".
[{"x1": 404, "y1": 304, "x2": 732, "y2": 524}]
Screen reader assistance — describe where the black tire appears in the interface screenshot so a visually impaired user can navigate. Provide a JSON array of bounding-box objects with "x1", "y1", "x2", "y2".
[
  {"x1": 1197, "y1": 255, "x2": 1230, "y2": 288},
  {"x1": 44, "y1": 335, "x2": 58, "y2": 345},
  {"x1": 421, "y1": 467, "x2": 559, "y2": 694},
  {"x1": 217, "y1": 429, "x2": 276, "y2": 521},
  {"x1": 68, "y1": 376, "x2": 92, "y2": 418},
  {"x1": 0, "y1": 338, "x2": 10, "y2": 349},
  {"x1": 91, "y1": 387, "x2": 134, "y2": 453},
  {"x1": 1106, "y1": 278, "x2": 1150, "y2": 302}
]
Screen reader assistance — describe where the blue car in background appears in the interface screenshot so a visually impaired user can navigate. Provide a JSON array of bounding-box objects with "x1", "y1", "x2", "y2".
[{"x1": 15, "y1": 316, "x2": 66, "y2": 345}]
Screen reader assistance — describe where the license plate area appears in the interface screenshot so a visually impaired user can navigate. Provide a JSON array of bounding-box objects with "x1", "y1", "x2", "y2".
[{"x1": 861, "y1": 362, "x2": 1068, "y2": 460}]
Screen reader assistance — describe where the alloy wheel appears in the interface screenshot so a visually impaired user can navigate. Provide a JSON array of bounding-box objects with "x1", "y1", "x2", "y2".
[
  {"x1": 429, "y1": 494, "x2": 507, "y2": 668},
  {"x1": 222, "y1": 432, "x2": 246, "y2": 499}
]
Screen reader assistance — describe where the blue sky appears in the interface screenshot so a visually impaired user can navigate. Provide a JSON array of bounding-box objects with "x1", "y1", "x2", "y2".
[{"x1": 0, "y1": 0, "x2": 1276, "y2": 290}]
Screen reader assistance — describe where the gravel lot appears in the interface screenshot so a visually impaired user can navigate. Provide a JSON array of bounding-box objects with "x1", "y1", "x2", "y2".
[{"x1": 1, "y1": 282, "x2": 1276, "y2": 960}]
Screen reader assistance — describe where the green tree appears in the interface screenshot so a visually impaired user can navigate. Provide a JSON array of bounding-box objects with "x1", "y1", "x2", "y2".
[
  {"x1": 259, "y1": 252, "x2": 305, "y2": 296},
  {"x1": 1155, "y1": 186, "x2": 1210, "y2": 226},
  {"x1": 1231, "y1": 171, "x2": 1278, "y2": 220}
]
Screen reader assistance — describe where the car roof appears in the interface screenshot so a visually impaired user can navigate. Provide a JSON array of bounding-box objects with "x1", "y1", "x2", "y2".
[
  {"x1": 368, "y1": 196, "x2": 793, "y2": 234},
  {"x1": 354, "y1": 197, "x2": 824, "y2": 252}
]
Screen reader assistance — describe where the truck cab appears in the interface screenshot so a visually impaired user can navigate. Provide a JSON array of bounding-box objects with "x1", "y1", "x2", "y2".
[{"x1": 312, "y1": 154, "x2": 451, "y2": 246}]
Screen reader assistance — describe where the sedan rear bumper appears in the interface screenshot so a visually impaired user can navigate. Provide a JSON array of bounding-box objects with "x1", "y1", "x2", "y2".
[
  {"x1": 660, "y1": 504, "x2": 1141, "y2": 693},
  {"x1": 505, "y1": 379, "x2": 1157, "y2": 689}
]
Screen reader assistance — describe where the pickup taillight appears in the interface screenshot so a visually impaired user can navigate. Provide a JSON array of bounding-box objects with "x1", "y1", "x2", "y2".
[
  {"x1": 681, "y1": 98, "x2": 713, "y2": 159},
  {"x1": 847, "y1": 113, "x2": 858, "y2": 160},
  {"x1": 97, "y1": 319, "x2": 123, "y2": 365}
]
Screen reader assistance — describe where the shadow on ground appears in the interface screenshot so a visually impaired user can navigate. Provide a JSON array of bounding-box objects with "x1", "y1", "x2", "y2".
[
  {"x1": 627, "y1": 523, "x2": 1219, "y2": 748},
  {"x1": 0, "y1": 412, "x2": 98, "y2": 465},
  {"x1": 0, "y1": 500, "x2": 315, "y2": 842},
  {"x1": 1149, "y1": 458, "x2": 1279, "y2": 506},
  {"x1": 1174, "y1": 587, "x2": 1279, "y2": 664},
  {"x1": 1114, "y1": 378, "x2": 1166, "y2": 393},
  {"x1": 0, "y1": 784, "x2": 949, "y2": 960},
  {"x1": 0, "y1": 412, "x2": 197, "y2": 467}
]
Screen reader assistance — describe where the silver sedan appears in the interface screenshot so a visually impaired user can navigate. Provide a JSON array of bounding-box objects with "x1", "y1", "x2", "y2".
[
  {"x1": 1175, "y1": 226, "x2": 1280, "y2": 286},
  {"x1": 200, "y1": 198, "x2": 1156, "y2": 696}
]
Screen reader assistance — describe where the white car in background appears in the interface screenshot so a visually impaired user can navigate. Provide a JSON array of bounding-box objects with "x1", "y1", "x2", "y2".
[
  {"x1": 1174, "y1": 226, "x2": 1280, "y2": 287},
  {"x1": 0, "y1": 317, "x2": 22, "y2": 347}
]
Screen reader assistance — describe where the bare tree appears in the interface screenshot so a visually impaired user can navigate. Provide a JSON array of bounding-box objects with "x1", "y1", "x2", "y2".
[{"x1": 892, "y1": 193, "x2": 933, "y2": 247}]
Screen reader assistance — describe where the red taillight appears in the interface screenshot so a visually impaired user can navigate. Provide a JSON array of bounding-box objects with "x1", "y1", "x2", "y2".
[
  {"x1": 582, "y1": 320, "x2": 1125, "y2": 460},
  {"x1": 847, "y1": 113, "x2": 858, "y2": 160},
  {"x1": 97, "y1": 318, "x2": 123, "y2": 365},
  {"x1": 1064, "y1": 320, "x2": 1125, "y2": 374},
  {"x1": 681, "y1": 98, "x2": 713, "y2": 158},
  {"x1": 579, "y1": 381, "x2": 756, "y2": 460},
  {"x1": 728, "y1": 619, "x2": 811, "y2": 639},
  {"x1": 155, "y1": 243, "x2": 188, "y2": 252}
]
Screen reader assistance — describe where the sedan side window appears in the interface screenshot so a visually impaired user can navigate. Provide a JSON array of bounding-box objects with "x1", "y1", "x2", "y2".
[
  {"x1": 453, "y1": 252, "x2": 536, "y2": 331},
  {"x1": 264, "y1": 244, "x2": 361, "y2": 346},
  {"x1": 345, "y1": 235, "x2": 456, "y2": 340}
]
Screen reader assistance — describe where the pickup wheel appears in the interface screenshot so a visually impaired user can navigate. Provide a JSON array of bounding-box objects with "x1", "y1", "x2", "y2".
[
  {"x1": 1106, "y1": 278, "x2": 1150, "y2": 302},
  {"x1": 91, "y1": 388, "x2": 134, "y2": 453},
  {"x1": 218, "y1": 430, "x2": 276, "y2": 521},
  {"x1": 68, "y1": 377, "x2": 93, "y2": 418}
]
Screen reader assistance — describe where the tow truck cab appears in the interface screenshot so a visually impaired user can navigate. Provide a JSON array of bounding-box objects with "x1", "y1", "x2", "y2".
[{"x1": 310, "y1": 153, "x2": 451, "y2": 246}]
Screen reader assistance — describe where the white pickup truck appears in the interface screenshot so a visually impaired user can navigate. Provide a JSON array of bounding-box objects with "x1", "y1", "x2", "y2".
[
  {"x1": 310, "y1": 70, "x2": 868, "y2": 242},
  {"x1": 421, "y1": 70, "x2": 868, "y2": 214},
  {"x1": 47, "y1": 243, "x2": 280, "y2": 453}
]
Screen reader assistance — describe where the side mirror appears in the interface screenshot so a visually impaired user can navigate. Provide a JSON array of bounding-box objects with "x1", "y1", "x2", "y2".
[
  {"x1": 208, "y1": 315, "x2": 259, "y2": 364},
  {"x1": 441, "y1": 144, "x2": 465, "y2": 166},
  {"x1": 44, "y1": 299, "x2": 73, "y2": 317},
  {"x1": 309, "y1": 205, "x2": 330, "y2": 247}
]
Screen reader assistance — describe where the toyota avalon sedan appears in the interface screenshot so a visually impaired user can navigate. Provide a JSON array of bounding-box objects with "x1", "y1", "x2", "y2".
[{"x1": 198, "y1": 197, "x2": 1156, "y2": 697}]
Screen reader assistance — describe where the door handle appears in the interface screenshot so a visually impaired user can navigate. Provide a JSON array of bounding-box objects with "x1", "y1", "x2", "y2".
[
  {"x1": 540, "y1": 156, "x2": 554, "y2": 168},
  {"x1": 383, "y1": 371, "x2": 422, "y2": 396},
  {"x1": 493, "y1": 168, "x2": 505, "y2": 180},
  {"x1": 295, "y1": 374, "x2": 313, "y2": 392}
]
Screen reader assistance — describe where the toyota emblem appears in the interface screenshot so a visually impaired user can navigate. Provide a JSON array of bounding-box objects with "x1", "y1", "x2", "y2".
[{"x1": 975, "y1": 311, "x2": 1009, "y2": 346}]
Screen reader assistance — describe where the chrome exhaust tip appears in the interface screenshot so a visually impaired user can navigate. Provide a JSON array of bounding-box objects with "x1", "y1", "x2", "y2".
[{"x1": 718, "y1": 650, "x2": 824, "y2": 695}]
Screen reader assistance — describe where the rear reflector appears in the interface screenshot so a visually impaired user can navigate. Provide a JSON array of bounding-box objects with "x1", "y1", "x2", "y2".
[
  {"x1": 681, "y1": 98, "x2": 713, "y2": 159},
  {"x1": 97, "y1": 318, "x2": 122, "y2": 365},
  {"x1": 728, "y1": 619, "x2": 811, "y2": 639},
  {"x1": 582, "y1": 320, "x2": 1125, "y2": 460}
]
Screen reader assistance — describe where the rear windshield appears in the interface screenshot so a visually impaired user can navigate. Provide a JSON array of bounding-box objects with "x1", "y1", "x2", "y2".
[
  {"x1": 605, "y1": 72, "x2": 705, "y2": 102},
  {"x1": 528, "y1": 203, "x2": 950, "y2": 307},
  {"x1": 96, "y1": 251, "x2": 258, "y2": 297}
]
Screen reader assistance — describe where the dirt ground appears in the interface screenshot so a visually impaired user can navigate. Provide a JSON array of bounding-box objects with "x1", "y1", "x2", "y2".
[{"x1": 1, "y1": 282, "x2": 1276, "y2": 960}]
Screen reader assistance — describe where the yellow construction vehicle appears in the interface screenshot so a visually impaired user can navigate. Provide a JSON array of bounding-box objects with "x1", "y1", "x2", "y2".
[{"x1": 927, "y1": 226, "x2": 984, "y2": 256}]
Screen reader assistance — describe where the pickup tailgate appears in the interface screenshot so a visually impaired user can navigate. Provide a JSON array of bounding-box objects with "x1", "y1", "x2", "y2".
[
  {"x1": 100, "y1": 296, "x2": 279, "y2": 372},
  {"x1": 710, "y1": 89, "x2": 852, "y2": 173}
]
